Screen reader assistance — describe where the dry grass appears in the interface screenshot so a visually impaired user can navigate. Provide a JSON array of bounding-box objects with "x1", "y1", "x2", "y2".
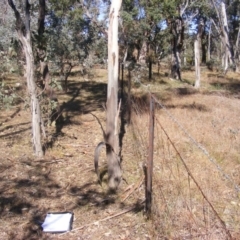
[
  {"x1": 0, "y1": 66, "x2": 240, "y2": 239},
  {"x1": 129, "y1": 68, "x2": 240, "y2": 239}
]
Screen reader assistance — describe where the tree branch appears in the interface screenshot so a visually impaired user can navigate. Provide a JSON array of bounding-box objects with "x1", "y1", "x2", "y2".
[{"x1": 8, "y1": 0, "x2": 26, "y2": 36}]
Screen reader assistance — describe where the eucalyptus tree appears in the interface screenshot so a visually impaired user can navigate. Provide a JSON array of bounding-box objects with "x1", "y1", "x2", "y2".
[
  {"x1": 121, "y1": 0, "x2": 164, "y2": 80},
  {"x1": 226, "y1": 0, "x2": 240, "y2": 72},
  {"x1": 163, "y1": 0, "x2": 201, "y2": 80},
  {"x1": 8, "y1": 0, "x2": 43, "y2": 157},
  {"x1": 47, "y1": 0, "x2": 106, "y2": 90},
  {"x1": 209, "y1": 0, "x2": 239, "y2": 73},
  {"x1": 104, "y1": 0, "x2": 123, "y2": 191},
  {"x1": 194, "y1": 18, "x2": 204, "y2": 88}
]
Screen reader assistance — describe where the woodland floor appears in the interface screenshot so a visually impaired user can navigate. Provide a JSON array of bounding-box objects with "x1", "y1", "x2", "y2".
[{"x1": 0, "y1": 66, "x2": 240, "y2": 240}]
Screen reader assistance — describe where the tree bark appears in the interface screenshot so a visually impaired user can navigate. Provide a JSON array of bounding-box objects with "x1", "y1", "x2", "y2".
[
  {"x1": 207, "y1": 22, "x2": 212, "y2": 62},
  {"x1": 37, "y1": 0, "x2": 51, "y2": 93},
  {"x1": 194, "y1": 38, "x2": 200, "y2": 88},
  {"x1": 8, "y1": 0, "x2": 43, "y2": 157},
  {"x1": 170, "y1": 16, "x2": 184, "y2": 81},
  {"x1": 221, "y1": 2, "x2": 234, "y2": 73},
  {"x1": 138, "y1": 40, "x2": 147, "y2": 64},
  {"x1": 106, "y1": 0, "x2": 122, "y2": 191},
  {"x1": 194, "y1": 20, "x2": 204, "y2": 88},
  {"x1": 234, "y1": 26, "x2": 240, "y2": 72},
  {"x1": 201, "y1": 21, "x2": 207, "y2": 64}
]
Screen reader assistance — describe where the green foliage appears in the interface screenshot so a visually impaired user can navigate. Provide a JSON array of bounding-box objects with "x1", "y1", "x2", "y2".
[
  {"x1": 0, "y1": 54, "x2": 20, "y2": 74},
  {"x1": 0, "y1": 82, "x2": 18, "y2": 109}
]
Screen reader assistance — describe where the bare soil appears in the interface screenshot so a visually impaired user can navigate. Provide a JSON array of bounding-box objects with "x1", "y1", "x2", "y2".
[{"x1": 0, "y1": 67, "x2": 240, "y2": 239}]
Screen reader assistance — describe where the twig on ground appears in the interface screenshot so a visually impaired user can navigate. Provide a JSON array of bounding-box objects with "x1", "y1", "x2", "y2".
[
  {"x1": 121, "y1": 177, "x2": 144, "y2": 202},
  {"x1": 59, "y1": 199, "x2": 145, "y2": 236}
]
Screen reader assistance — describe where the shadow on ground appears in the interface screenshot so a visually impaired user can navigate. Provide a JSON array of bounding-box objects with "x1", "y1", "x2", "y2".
[{"x1": 0, "y1": 155, "x2": 144, "y2": 239}]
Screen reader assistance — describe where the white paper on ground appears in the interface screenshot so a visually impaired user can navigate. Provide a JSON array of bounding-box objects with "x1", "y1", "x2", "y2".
[{"x1": 41, "y1": 212, "x2": 73, "y2": 232}]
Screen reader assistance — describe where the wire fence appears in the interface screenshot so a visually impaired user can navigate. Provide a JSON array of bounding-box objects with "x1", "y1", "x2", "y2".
[{"x1": 122, "y1": 69, "x2": 240, "y2": 239}]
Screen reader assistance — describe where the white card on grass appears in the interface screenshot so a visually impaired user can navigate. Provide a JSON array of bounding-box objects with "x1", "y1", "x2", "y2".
[{"x1": 41, "y1": 212, "x2": 73, "y2": 233}]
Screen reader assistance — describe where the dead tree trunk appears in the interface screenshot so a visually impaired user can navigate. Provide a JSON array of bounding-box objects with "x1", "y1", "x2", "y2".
[
  {"x1": 8, "y1": 0, "x2": 43, "y2": 157},
  {"x1": 106, "y1": 0, "x2": 122, "y2": 191}
]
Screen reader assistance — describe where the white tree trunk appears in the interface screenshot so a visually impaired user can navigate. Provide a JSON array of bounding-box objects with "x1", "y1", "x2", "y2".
[
  {"x1": 221, "y1": 2, "x2": 233, "y2": 73},
  {"x1": 106, "y1": 0, "x2": 122, "y2": 191},
  {"x1": 194, "y1": 38, "x2": 200, "y2": 88}
]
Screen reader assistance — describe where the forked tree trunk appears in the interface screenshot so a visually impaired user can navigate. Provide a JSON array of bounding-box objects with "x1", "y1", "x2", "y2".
[
  {"x1": 8, "y1": 0, "x2": 43, "y2": 157},
  {"x1": 106, "y1": 0, "x2": 122, "y2": 191}
]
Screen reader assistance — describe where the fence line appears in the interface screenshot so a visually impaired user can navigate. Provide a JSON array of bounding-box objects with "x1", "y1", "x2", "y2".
[
  {"x1": 125, "y1": 68, "x2": 239, "y2": 237},
  {"x1": 148, "y1": 94, "x2": 240, "y2": 194},
  {"x1": 155, "y1": 117, "x2": 232, "y2": 239},
  {"x1": 125, "y1": 68, "x2": 240, "y2": 192}
]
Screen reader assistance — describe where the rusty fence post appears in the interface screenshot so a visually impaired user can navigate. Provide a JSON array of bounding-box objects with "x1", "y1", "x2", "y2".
[{"x1": 146, "y1": 94, "x2": 155, "y2": 216}]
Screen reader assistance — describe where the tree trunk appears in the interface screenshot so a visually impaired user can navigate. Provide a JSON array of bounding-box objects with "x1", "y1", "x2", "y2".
[
  {"x1": 8, "y1": 0, "x2": 43, "y2": 157},
  {"x1": 207, "y1": 22, "x2": 212, "y2": 62},
  {"x1": 201, "y1": 27, "x2": 207, "y2": 64},
  {"x1": 234, "y1": 27, "x2": 240, "y2": 72},
  {"x1": 195, "y1": 20, "x2": 204, "y2": 88},
  {"x1": 138, "y1": 40, "x2": 147, "y2": 64},
  {"x1": 148, "y1": 60, "x2": 152, "y2": 80},
  {"x1": 194, "y1": 38, "x2": 200, "y2": 88},
  {"x1": 221, "y1": 2, "x2": 234, "y2": 73},
  {"x1": 25, "y1": 40, "x2": 43, "y2": 156},
  {"x1": 170, "y1": 17, "x2": 184, "y2": 81},
  {"x1": 37, "y1": 0, "x2": 52, "y2": 95},
  {"x1": 106, "y1": 0, "x2": 122, "y2": 191}
]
